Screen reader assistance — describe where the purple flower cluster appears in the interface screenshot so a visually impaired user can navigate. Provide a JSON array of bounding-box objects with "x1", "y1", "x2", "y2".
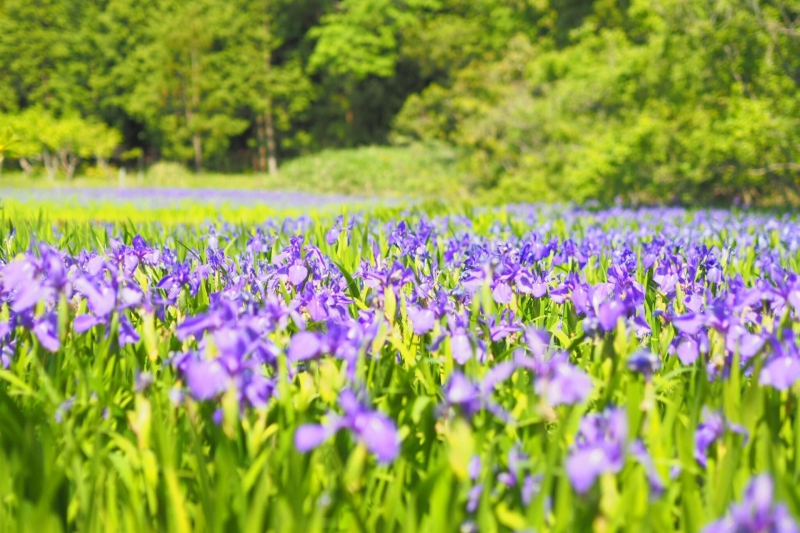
[
  {"x1": 694, "y1": 409, "x2": 748, "y2": 469},
  {"x1": 0, "y1": 240, "x2": 152, "y2": 357},
  {"x1": 1, "y1": 187, "x2": 371, "y2": 209},
  {"x1": 2, "y1": 205, "x2": 800, "y2": 521},
  {"x1": 566, "y1": 408, "x2": 663, "y2": 496},
  {"x1": 295, "y1": 389, "x2": 399, "y2": 463},
  {"x1": 703, "y1": 475, "x2": 799, "y2": 533},
  {"x1": 566, "y1": 409, "x2": 629, "y2": 493},
  {"x1": 514, "y1": 328, "x2": 592, "y2": 406},
  {"x1": 465, "y1": 446, "x2": 542, "y2": 515}
]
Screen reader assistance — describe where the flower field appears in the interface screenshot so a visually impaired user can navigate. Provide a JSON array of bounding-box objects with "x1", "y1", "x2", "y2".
[{"x1": 1, "y1": 203, "x2": 799, "y2": 532}]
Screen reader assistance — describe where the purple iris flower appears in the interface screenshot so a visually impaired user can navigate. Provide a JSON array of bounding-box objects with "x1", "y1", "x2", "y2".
[
  {"x1": 535, "y1": 361, "x2": 593, "y2": 406},
  {"x1": 597, "y1": 300, "x2": 626, "y2": 332},
  {"x1": 168, "y1": 387, "x2": 185, "y2": 405},
  {"x1": 515, "y1": 269, "x2": 548, "y2": 298},
  {"x1": 514, "y1": 328, "x2": 592, "y2": 406},
  {"x1": 11, "y1": 279, "x2": 54, "y2": 313},
  {"x1": 485, "y1": 309, "x2": 522, "y2": 342},
  {"x1": 135, "y1": 371, "x2": 154, "y2": 392},
  {"x1": 565, "y1": 408, "x2": 664, "y2": 496},
  {"x1": 627, "y1": 349, "x2": 661, "y2": 377},
  {"x1": 176, "y1": 300, "x2": 238, "y2": 341},
  {"x1": 185, "y1": 358, "x2": 229, "y2": 401},
  {"x1": 118, "y1": 314, "x2": 141, "y2": 346},
  {"x1": 495, "y1": 446, "x2": 541, "y2": 505},
  {"x1": 653, "y1": 262, "x2": 679, "y2": 297},
  {"x1": 286, "y1": 319, "x2": 380, "y2": 380},
  {"x1": 73, "y1": 277, "x2": 116, "y2": 317},
  {"x1": 466, "y1": 455, "x2": 483, "y2": 513},
  {"x1": 295, "y1": 389, "x2": 400, "y2": 463},
  {"x1": 492, "y1": 282, "x2": 513, "y2": 305},
  {"x1": 759, "y1": 332, "x2": 800, "y2": 391},
  {"x1": 672, "y1": 313, "x2": 707, "y2": 336},
  {"x1": 2, "y1": 246, "x2": 69, "y2": 314},
  {"x1": 725, "y1": 324, "x2": 764, "y2": 361},
  {"x1": 444, "y1": 362, "x2": 516, "y2": 421},
  {"x1": 430, "y1": 313, "x2": 487, "y2": 365},
  {"x1": 325, "y1": 216, "x2": 354, "y2": 246},
  {"x1": 177, "y1": 343, "x2": 276, "y2": 408},
  {"x1": 694, "y1": 409, "x2": 748, "y2": 468},
  {"x1": 466, "y1": 484, "x2": 483, "y2": 514},
  {"x1": 629, "y1": 440, "x2": 666, "y2": 498},
  {"x1": 444, "y1": 372, "x2": 480, "y2": 414},
  {"x1": 287, "y1": 263, "x2": 308, "y2": 286},
  {"x1": 760, "y1": 356, "x2": 800, "y2": 391},
  {"x1": 241, "y1": 372, "x2": 276, "y2": 408},
  {"x1": 326, "y1": 216, "x2": 343, "y2": 245},
  {"x1": 450, "y1": 334, "x2": 473, "y2": 365},
  {"x1": 131, "y1": 234, "x2": 161, "y2": 265},
  {"x1": 702, "y1": 475, "x2": 799, "y2": 533},
  {"x1": 33, "y1": 312, "x2": 60, "y2": 352},
  {"x1": 549, "y1": 273, "x2": 587, "y2": 309},
  {"x1": 0, "y1": 322, "x2": 14, "y2": 368},
  {"x1": 407, "y1": 305, "x2": 436, "y2": 335},
  {"x1": 54, "y1": 396, "x2": 76, "y2": 423},
  {"x1": 566, "y1": 408, "x2": 628, "y2": 493},
  {"x1": 521, "y1": 474, "x2": 543, "y2": 506},
  {"x1": 288, "y1": 331, "x2": 322, "y2": 362},
  {"x1": 669, "y1": 332, "x2": 708, "y2": 365}
]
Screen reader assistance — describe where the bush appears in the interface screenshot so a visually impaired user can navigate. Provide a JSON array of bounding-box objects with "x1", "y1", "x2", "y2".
[
  {"x1": 146, "y1": 161, "x2": 193, "y2": 182},
  {"x1": 273, "y1": 143, "x2": 472, "y2": 198}
]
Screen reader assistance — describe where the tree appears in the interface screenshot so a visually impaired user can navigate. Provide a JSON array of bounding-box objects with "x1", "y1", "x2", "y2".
[
  {"x1": 229, "y1": 0, "x2": 315, "y2": 174},
  {"x1": 5, "y1": 108, "x2": 121, "y2": 180},
  {"x1": 0, "y1": 0, "x2": 100, "y2": 114},
  {"x1": 108, "y1": 0, "x2": 249, "y2": 172},
  {"x1": 306, "y1": 0, "x2": 428, "y2": 146},
  {"x1": 0, "y1": 127, "x2": 19, "y2": 175},
  {"x1": 393, "y1": 0, "x2": 800, "y2": 205}
]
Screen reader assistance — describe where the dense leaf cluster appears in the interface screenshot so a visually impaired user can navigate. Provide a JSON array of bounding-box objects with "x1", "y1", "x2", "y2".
[{"x1": 0, "y1": 0, "x2": 798, "y2": 203}]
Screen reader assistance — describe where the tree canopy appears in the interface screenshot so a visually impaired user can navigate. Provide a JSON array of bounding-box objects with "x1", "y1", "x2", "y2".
[{"x1": 0, "y1": 0, "x2": 798, "y2": 204}]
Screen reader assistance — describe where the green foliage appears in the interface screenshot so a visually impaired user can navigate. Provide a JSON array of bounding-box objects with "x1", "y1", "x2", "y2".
[
  {"x1": 1, "y1": 109, "x2": 122, "y2": 179},
  {"x1": 0, "y1": 144, "x2": 470, "y2": 202},
  {"x1": 0, "y1": 127, "x2": 18, "y2": 175},
  {"x1": 394, "y1": 0, "x2": 800, "y2": 205},
  {"x1": 308, "y1": 0, "x2": 405, "y2": 80},
  {"x1": 0, "y1": 0, "x2": 100, "y2": 114},
  {"x1": 0, "y1": 0, "x2": 797, "y2": 204},
  {"x1": 112, "y1": 0, "x2": 251, "y2": 170},
  {"x1": 270, "y1": 143, "x2": 471, "y2": 197}
]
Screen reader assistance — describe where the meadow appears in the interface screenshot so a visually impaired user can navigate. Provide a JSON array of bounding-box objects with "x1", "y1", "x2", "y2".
[{"x1": 0, "y1": 197, "x2": 798, "y2": 532}]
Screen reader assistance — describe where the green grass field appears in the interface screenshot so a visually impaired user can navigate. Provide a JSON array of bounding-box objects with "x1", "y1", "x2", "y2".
[{"x1": 0, "y1": 144, "x2": 472, "y2": 200}]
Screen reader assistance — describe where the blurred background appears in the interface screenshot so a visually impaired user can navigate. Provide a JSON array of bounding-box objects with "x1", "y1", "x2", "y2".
[{"x1": 0, "y1": 0, "x2": 798, "y2": 206}]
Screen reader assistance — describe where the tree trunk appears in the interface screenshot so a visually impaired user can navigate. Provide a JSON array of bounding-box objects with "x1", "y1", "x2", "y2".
[
  {"x1": 192, "y1": 132, "x2": 203, "y2": 173},
  {"x1": 265, "y1": 106, "x2": 277, "y2": 175},
  {"x1": 256, "y1": 113, "x2": 267, "y2": 172},
  {"x1": 19, "y1": 157, "x2": 34, "y2": 175},
  {"x1": 57, "y1": 149, "x2": 80, "y2": 180},
  {"x1": 67, "y1": 155, "x2": 79, "y2": 181},
  {"x1": 190, "y1": 45, "x2": 203, "y2": 173},
  {"x1": 345, "y1": 79, "x2": 355, "y2": 148},
  {"x1": 263, "y1": 8, "x2": 278, "y2": 175},
  {"x1": 42, "y1": 150, "x2": 58, "y2": 180}
]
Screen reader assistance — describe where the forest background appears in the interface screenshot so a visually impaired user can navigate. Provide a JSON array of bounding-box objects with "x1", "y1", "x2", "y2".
[{"x1": 0, "y1": 0, "x2": 799, "y2": 206}]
